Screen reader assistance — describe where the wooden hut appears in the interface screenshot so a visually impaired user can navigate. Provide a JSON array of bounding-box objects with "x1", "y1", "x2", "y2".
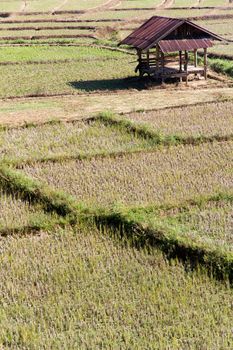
[{"x1": 119, "y1": 16, "x2": 224, "y2": 82}]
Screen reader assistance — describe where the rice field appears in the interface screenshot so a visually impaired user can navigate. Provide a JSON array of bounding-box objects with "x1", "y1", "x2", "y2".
[
  {"x1": 127, "y1": 100, "x2": 233, "y2": 137},
  {"x1": 0, "y1": 190, "x2": 49, "y2": 231},
  {"x1": 22, "y1": 140, "x2": 233, "y2": 207},
  {"x1": 0, "y1": 120, "x2": 151, "y2": 164},
  {"x1": 210, "y1": 43, "x2": 233, "y2": 57},
  {"x1": 0, "y1": 45, "x2": 125, "y2": 63},
  {"x1": 173, "y1": 0, "x2": 231, "y2": 7},
  {"x1": 0, "y1": 224, "x2": 232, "y2": 349},
  {"x1": 129, "y1": 198, "x2": 233, "y2": 254},
  {"x1": 0, "y1": 1, "x2": 232, "y2": 347},
  {"x1": 0, "y1": 0, "x2": 108, "y2": 12},
  {"x1": 0, "y1": 47, "x2": 135, "y2": 98}
]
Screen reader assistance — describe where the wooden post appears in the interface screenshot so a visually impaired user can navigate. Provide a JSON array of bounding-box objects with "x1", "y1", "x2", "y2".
[
  {"x1": 185, "y1": 50, "x2": 189, "y2": 85},
  {"x1": 179, "y1": 51, "x2": 182, "y2": 82},
  {"x1": 156, "y1": 44, "x2": 160, "y2": 72},
  {"x1": 161, "y1": 52, "x2": 165, "y2": 71},
  {"x1": 194, "y1": 49, "x2": 197, "y2": 67},
  {"x1": 179, "y1": 51, "x2": 182, "y2": 72},
  {"x1": 137, "y1": 49, "x2": 142, "y2": 64},
  {"x1": 137, "y1": 49, "x2": 142, "y2": 77},
  {"x1": 204, "y1": 48, "x2": 207, "y2": 80},
  {"x1": 161, "y1": 52, "x2": 165, "y2": 84},
  {"x1": 146, "y1": 50, "x2": 150, "y2": 68}
]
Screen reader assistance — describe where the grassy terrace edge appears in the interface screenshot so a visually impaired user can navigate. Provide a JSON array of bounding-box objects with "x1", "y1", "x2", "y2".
[
  {"x1": 1, "y1": 111, "x2": 233, "y2": 167},
  {"x1": 0, "y1": 163, "x2": 232, "y2": 283}
]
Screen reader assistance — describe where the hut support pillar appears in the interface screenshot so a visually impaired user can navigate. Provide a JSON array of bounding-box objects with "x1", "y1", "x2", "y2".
[
  {"x1": 204, "y1": 48, "x2": 207, "y2": 80},
  {"x1": 156, "y1": 44, "x2": 160, "y2": 72},
  {"x1": 179, "y1": 51, "x2": 182, "y2": 72},
  {"x1": 137, "y1": 49, "x2": 142, "y2": 77},
  {"x1": 194, "y1": 49, "x2": 198, "y2": 67},
  {"x1": 179, "y1": 51, "x2": 182, "y2": 82},
  {"x1": 184, "y1": 50, "x2": 189, "y2": 85},
  {"x1": 161, "y1": 52, "x2": 165, "y2": 84},
  {"x1": 146, "y1": 50, "x2": 150, "y2": 69}
]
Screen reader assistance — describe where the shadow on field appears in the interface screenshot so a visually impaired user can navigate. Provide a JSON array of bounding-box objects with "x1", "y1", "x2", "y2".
[{"x1": 68, "y1": 77, "x2": 149, "y2": 92}]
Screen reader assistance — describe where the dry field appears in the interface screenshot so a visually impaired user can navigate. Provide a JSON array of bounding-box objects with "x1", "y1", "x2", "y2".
[
  {"x1": 128, "y1": 100, "x2": 233, "y2": 137},
  {"x1": 0, "y1": 225, "x2": 232, "y2": 349},
  {"x1": 22, "y1": 140, "x2": 233, "y2": 207},
  {"x1": 128, "y1": 198, "x2": 233, "y2": 255},
  {"x1": 0, "y1": 1, "x2": 232, "y2": 348},
  {"x1": 1, "y1": 87, "x2": 233, "y2": 128},
  {"x1": 0, "y1": 119, "x2": 151, "y2": 164},
  {"x1": 0, "y1": 189, "x2": 59, "y2": 233}
]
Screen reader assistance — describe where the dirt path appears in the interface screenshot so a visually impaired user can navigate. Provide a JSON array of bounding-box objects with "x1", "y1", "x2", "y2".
[
  {"x1": 20, "y1": 1, "x2": 27, "y2": 12},
  {"x1": 0, "y1": 87, "x2": 232, "y2": 127},
  {"x1": 51, "y1": 0, "x2": 69, "y2": 13},
  {"x1": 157, "y1": 0, "x2": 174, "y2": 9},
  {"x1": 192, "y1": 0, "x2": 202, "y2": 7},
  {"x1": 85, "y1": 0, "x2": 122, "y2": 12},
  {"x1": 9, "y1": 0, "x2": 27, "y2": 17}
]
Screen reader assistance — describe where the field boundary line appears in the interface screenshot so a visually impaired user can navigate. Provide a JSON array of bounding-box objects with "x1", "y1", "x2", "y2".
[
  {"x1": 0, "y1": 162, "x2": 232, "y2": 282},
  {"x1": 1, "y1": 82, "x2": 232, "y2": 101},
  {"x1": 0, "y1": 25, "x2": 96, "y2": 31},
  {"x1": 0, "y1": 19, "x2": 124, "y2": 24},
  {"x1": 0, "y1": 56, "x2": 122, "y2": 66},
  {"x1": 0, "y1": 165, "x2": 82, "y2": 218},
  {"x1": 118, "y1": 191, "x2": 233, "y2": 213},
  {"x1": 5, "y1": 132, "x2": 233, "y2": 168},
  {"x1": 93, "y1": 208, "x2": 233, "y2": 283},
  {"x1": 0, "y1": 34, "x2": 96, "y2": 41},
  {"x1": 0, "y1": 97, "x2": 233, "y2": 129},
  {"x1": 2, "y1": 112, "x2": 233, "y2": 168},
  {"x1": 0, "y1": 223, "x2": 60, "y2": 238}
]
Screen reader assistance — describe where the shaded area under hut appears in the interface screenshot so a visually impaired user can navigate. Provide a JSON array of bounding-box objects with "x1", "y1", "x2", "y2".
[{"x1": 119, "y1": 16, "x2": 224, "y2": 83}]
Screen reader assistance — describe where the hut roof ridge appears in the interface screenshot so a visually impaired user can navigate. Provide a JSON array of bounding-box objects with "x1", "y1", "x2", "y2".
[{"x1": 119, "y1": 15, "x2": 224, "y2": 50}]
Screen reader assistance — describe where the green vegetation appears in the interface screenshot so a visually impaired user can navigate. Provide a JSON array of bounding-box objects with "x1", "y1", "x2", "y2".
[
  {"x1": 0, "y1": 1, "x2": 233, "y2": 347},
  {"x1": 0, "y1": 46, "x2": 124, "y2": 63},
  {"x1": 2, "y1": 110, "x2": 233, "y2": 166},
  {"x1": 21, "y1": 140, "x2": 232, "y2": 207},
  {"x1": 0, "y1": 190, "x2": 58, "y2": 233},
  {"x1": 0, "y1": 119, "x2": 152, "y2": 165},
  {"x1": 0, "y1": 164, "x2": 79, "y2": 219},
  {"x1": 209, "y1": 57, "x2": 233, "y2": 78},
  {"x1": 0, "y1": 224, "x2": 232, "y2": 349},
  {"x1": 127, "y1": 100, "x2": 233, "y2": 137},
  {"x1": 0, "y1": 47, "x2": 135, "y2": 98}
]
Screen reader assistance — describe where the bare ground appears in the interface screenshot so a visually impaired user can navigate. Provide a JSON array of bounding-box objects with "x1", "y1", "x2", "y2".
[
  {"x1": 157, "y1": 0, "x2": 174, "y2": 10},
  {"x1": 0, "y1": 86, "x2": 232, "y2": 127}
]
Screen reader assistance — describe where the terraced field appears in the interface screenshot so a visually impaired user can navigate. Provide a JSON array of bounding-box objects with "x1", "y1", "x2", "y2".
[
  {"x1": 128, "y1": 100, "x2": 233, "y2": 137},
  {"x1": 0, "y1": 119, "x2": 152, "y2": 165},
  {"x1": 0, "y1": 225, "x2": 232, "y2": 349},
  {"x1": 0, "y1": 1, "x2": 232, "y2": 348},
  {"x1": 22, "y1": 140, "x2": 233, "y2": 207}
]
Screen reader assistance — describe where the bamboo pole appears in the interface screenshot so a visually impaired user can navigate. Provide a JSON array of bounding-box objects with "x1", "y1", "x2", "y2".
[
  {"x1": 179, "y1": 51, "x2": 182, "y2": 72},
  {"x1": 156, "y1": 44, "x2": 160, "y2": 72},
  {"x1": 194, "y1": 49, "x2": 197, "y2": 67},
  {"x1": 204, "y1": 48, "x2": 207, "y2": 80},
  {"x1": 161, "y1": 52, "x2": 165, "y2": 84},
  {"x1": 147, "y1": 50, "x2": 150, "y2": 68},
  {"x1": 185, "y1": 50, "x2": 189, "y2": 85}
]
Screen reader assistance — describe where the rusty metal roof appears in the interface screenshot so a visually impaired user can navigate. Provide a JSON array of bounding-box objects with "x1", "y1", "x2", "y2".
[
  {"x1": 159, "y1": 38, "x2": 213, "y2": 53},
  {"x1": 119, "y1": 16, "x2": 223, "y2": 50}
]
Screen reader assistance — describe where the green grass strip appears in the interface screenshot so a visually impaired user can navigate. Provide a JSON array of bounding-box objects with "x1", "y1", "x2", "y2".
[
  {"x1": 0, "y1": 163, "x2": 232, "y2": 282},
  {"x1": 93, "y1": 207, "x2": 233, "y2": 283},
  {"x1": 3, "y1": 111, "x2": 232, "y2": 168},
  {"x1": 96, "y1": 111, "x2": 233, "y2": 146},
  {"x1": 0, "y1": 165, "x2": 86, "y2": 221},
  {"x1": 121, "y1": 191, "x2": 233, "y2": 214},
  {"x1": 209, "y1": 57, "x2": 233, "y2": 78}
]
